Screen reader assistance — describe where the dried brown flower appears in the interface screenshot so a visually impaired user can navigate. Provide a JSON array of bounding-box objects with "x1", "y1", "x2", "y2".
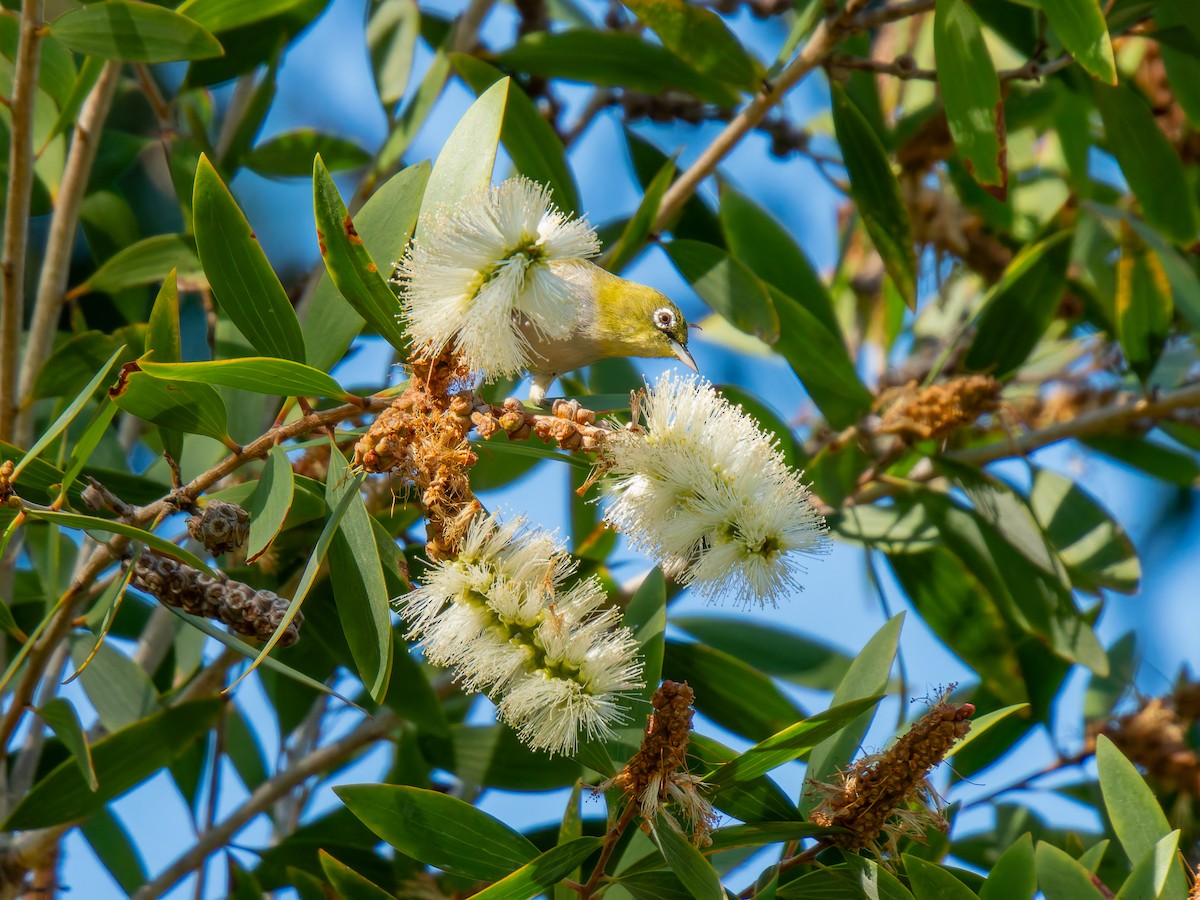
[
  {"x1": 127, "y1": 552, "x2": 302, "y2": 647},
  {"x1": 0, "y1": 460, "x2": 13, "y2": 503},
  {"x1": 1090, "y1": 695, "x2": 1200, "y2": 797},
  {"x1": 186, "y1": 500, "x2": 250, "y2": 556},
  {"x1": 602, "y1": 680, "x2": 717, "y2": 847},
  {"x1": 809, "y1": 695, "x2": 974, "y2": 856},
  {"x1": 877, "y1": 376, "x2": 1001, "y2": 443}
]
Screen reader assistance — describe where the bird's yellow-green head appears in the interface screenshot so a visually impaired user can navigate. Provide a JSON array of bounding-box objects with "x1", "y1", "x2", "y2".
[{"x1": 591, "y1": 270, "x2": 697, "y2": 372}]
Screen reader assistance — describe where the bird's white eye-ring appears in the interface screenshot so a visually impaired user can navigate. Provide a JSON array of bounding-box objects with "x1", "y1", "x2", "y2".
[{"x1": 653, "y1": 307, "x2": 676, "y2": 330}]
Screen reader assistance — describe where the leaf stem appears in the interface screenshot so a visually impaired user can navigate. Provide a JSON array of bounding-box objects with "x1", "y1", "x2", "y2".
[{"x1": 0, "y1": 0, "x2": 45, "y2": 443}]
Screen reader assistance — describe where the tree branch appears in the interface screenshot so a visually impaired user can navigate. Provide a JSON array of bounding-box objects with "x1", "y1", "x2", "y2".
[
  {"x1": 0, "y1": 0, "x2": 44, "y2": 443},
  {"x1": 15, "y1": 60, "x2": 122, "y2": 449},
  {"x1": 0, "y1": 397, "x2": 390, "y2": 754},
  {"x1": 132, "y1": 708, "x2": 401, "y2": 900}
]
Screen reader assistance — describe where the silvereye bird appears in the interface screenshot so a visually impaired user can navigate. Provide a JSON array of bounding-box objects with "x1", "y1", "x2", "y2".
[{"x1": 520, "y1": 261, "x2": 698, "y2": 407}]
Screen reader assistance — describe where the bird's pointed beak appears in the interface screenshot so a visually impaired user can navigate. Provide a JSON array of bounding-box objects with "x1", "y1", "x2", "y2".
[{"x1": 669, "y1": 338, "x2": 699, "y2": 372}]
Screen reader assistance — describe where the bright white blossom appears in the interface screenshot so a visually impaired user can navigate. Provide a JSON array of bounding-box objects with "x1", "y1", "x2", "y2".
[
  {"x1": 395, "y1": 177, "x2": 599, "y2": 377},
  {"x1": 601, "y1": 373, "x2": 829, "y2": 606},
  {"x1": 397, "y1": 512, "x2": 643, "y2": 755}
]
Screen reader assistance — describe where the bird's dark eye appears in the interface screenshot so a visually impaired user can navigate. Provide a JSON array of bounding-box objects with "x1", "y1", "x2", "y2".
[{"x1": 654, "y1": 307, "x2": 676, "y2": 330}]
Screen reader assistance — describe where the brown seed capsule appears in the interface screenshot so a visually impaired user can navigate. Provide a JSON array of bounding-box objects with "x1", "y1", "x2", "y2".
[
  {"x1": 127, "y1": 552, "x2": 302, "y2": 647},
  {"x1": 186, "y1": 501, "x2": 251, "y2": 556}
]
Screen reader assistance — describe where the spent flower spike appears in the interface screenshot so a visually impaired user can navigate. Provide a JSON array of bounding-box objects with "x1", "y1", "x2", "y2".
[
  {"x1": 601, "y1": 372, "x2": 829, "y2": 606},
  {"x1": 397, "y1": 512, "x2": 643, "y2": 755},
  {"x1": 395, "y1": 177, "x2": 600, "y2": 378}
]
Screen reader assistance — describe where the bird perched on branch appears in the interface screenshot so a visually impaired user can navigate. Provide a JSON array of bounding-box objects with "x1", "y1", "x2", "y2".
[{"x1": 396, "y1": 177, "x2": 697, "y2": 406}]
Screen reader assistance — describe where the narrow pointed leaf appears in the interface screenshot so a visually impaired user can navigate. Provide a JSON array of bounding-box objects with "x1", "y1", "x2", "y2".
[
  {"x1": 69, "y1": 235, "x2": 202, "y2": 298},
  {"x1": 138, "y1": 358, "x2": 351, "y2": 400},
  {"x1": 318, "y1": 851, "x2": 395, "y2": 900},
  {"x1": 623, "y1": 0, "x2": 761, "y2": 93},
  {"x1": 109, "y1": 362, "x2": 232, "y2": 447},
  {"x1": 935, "y1": 0, "x2": 1005, "y2": 189},
  {"x1": 192, "y1": 154, "x2": 306, "y2": 361},
  {"x1": 665, "y1": 239, "x2": 779, "y2": 344},
  {"x1": 654, "y1": 818, "x2": 724, "y2": 900},
  {"x1": 1036, "y1": 0, "x2": 1115, "y2": 84},
  {"x1": 1095, "y1": 82, "x2": 1200, "y2": 246},
  {"x1": 335, "y1": 784, "x2": 538, "y2": 881},
  {"x1": 36, "y1": 698, "x2": 97, "y2": 791},
  {"x1": 1115, "y1": 831, "x2": 1181, "y2": 900},
  {"x1": 472, "y1": 837, "x2": 604, "y2": 900},
  {"x1": 605, "y1": 158, "x2": 675, "y2": 274},
  {"x1": 417, "y1": 77, "x2": 508, "y2": 232},
  {"x1": 23, "y1": 509, "x2": 215, "y2": 577},
  {"x1": 312, "y1": 156, "x2": 409, "y2": 353},
  {"x1": 246, "y1": 445, "x2": 294, "y2": 561},
  {"x1": 830, "y1": 83, "x2": 917, "y2": 308},
  {"x1": 49, "y1": 2, "x2": 223, "y2": 62},
  {"x1": 979, "y1": 833, "x2": 1035, "y2": 900},
  {"x1": 325, "y1": 446, "x2": 393, "y2": 704},
  {"x1": 3, "y1": 700, "x2": 222, "y2": 830},
  {"x1": 1036, "y1": 842, "x2": 1104, "y2": 899}
]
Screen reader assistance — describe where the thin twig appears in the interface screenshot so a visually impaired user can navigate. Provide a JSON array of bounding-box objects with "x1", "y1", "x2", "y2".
[
  {"x1": 0, "y1": 0, "x2": 45, "y2": 443},
  {"x1": 653, "y1": 0, "x2": 871, "y2": 232},
  {"x1": 15, "y1": 60, "x2": 122, "y2": 449},
  {"x1": 852, "y1": 0, "x2": 936, "y2": 31},
  {"x1": 132, "y1": 709, "x2": 401, "y2": 900},
  {"x1": 578, "y1": 799, "x2": 639, "y2": 898}
]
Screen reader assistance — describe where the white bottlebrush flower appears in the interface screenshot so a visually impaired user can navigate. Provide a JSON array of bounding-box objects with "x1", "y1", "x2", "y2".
[
  {"x1": 601, "y1": 373, "x2": 829, "y2": 607},
  {"x1": 396, "y1": 512, "x2": 643, "y2": 755},
  {"x1": 395, "y1": 177, "x2": 600, "y2": 377}
]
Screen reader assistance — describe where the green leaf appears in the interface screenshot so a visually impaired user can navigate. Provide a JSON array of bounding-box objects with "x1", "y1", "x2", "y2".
[
  {"x1": 3, "y1": 700, "x2": 222, "y2": 830},
  {"x1": 137, "y1": 358, "x2": 350, "y2": 400},
  {"x1": 49, "y1": 1, "x2": 223, "y2": 63},
  {"x1": 554, "y1": 784, "x2": 584, "y2": 900},
  {"x1": 623, "y1": 0, "x2": 761, "y2": 93},
  {"x1": 176, "y1": 0, "x2": 313, "y2": 34},
  {"x1": 109, "y1": 362, "x2": 232, "y2": 448},
  {"x1": 36, "y1": 698, "x2": 97, "y2": 791},
  {"x1": 705, "y1": 695, "x2": 884, "y2": 790},
  {"x1": 707, "y1": 822, "x2": 836, "y2": 854},
  {"x1": 325, "y1": 446, "x2": 393, "y2": 704},
  {"x1": 964, "y1": 231, "x2": 1072, "y2": 378},
  {"x1": 830, "y1": 83, "x2": 916, "y2": 308},
  {"x1": 451, "y1": 54, "x2": 579, "y2": 212},
  {"x1": 800, "y1": 614, "x2": 902, "y2": 814},
  {"x1": 12, "y1": 344, "x2": 124, "y2": 481},
  {"x1": 368, "y1": 0, "x2": 419, "y2": 107},
  {"x1": 831, "y1": 499, "x2": 940, "y2": 555},
  {"x1": 625, "y1": 568, "x2": 666, "y2": 701},
  {"x1": 312, "y1": 156, "x2": 410, "y2": 354},
  {"x1": 472, "y1": 837, "x2": 603, "y2": 900},
  {"x1": 304, "y1": 161, "x2": 427, "y2": 369},
  {"x1": 1029, "y1": 468, "x2": 1139, "y2": 595},
  {"x1": 654, "y1": 818, "x2": 725, "y2": 900},
  {"x1": 605, "y1": 158, "x2": 675, "y2": 274},
  {"x1": 70, "y1": 634, "x2": 160, "y2": 732},
  {"x1": 934, "y1": 0, "x2": 1005, "y2": 189},
  {"x1": 192, "y1": 154, "x2": 306, "y2": 361},
  {"x1": 688, "y1": 733, "x2": 801, "y2": 823},
  {"x1": 317, "y1": 851, "x2": 394, "y2": 900},
  {"x1": 1095, "y1": 82, "x2": 1200, "y2": 246},
  {"x1": 496, "y1": 31, "x2": 740, "y2": 107},
  {"x1": 335, "y1": 784, "x2": 538, "y2": 882},
  {"x1": 1036, "y1": 842, "x2": 1104, "y2": 900},
  {"x1": 23, "y1": 509, "x2": 216, "y2": 577},
  {"x1": 1097, "y1": 735, "x2": 1181, "y2": 886},
  {"x1": 1034, "y1": 0, "x2": 1115, "y2": 84},
  {"x1": 904, "y1": 855, "x2": 978, "y2": 900},
  {"x1": 81, "y1": 809, "x2": 148, "y2": 895},
  {"x1": 979, "y1": 833, "x2": 1036, "y2": 900},
  {"x1": 663, "y1": 639, "x2": 804, "y2": 742},
  {"x1": 245, "y1": 129, "x2": 370, "y2": 178},
  {"x1": 69, "y1": 234, "x2": 202, "y2": 298},
  {"x1": 1115, "y1": 831, "x2": 1181, "y2": 900},
  {"x1": 719, "y1": 185, "x2": 841, "y2": 339},
  {"x1": 1116, "y1": 221, "x2": 1173, "y2": 381},
  {"x1": 245, "y1": 445, "x2": 294, "y2": 562},
  {"x1": 665, "y1": 239, "x2": 779, "y2": 343},
  {"x1": 671, "y1": 616, "x2": 853, "y2": 691},
  {"x1": 417, "y1": 77, "x2": 508, "y2": 233}
]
